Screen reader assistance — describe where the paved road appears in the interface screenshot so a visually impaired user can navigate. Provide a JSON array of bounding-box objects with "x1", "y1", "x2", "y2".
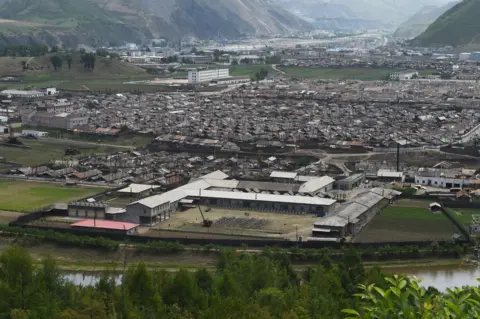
[
  {"x1": 272, "y1": 64, "x2": 285, "y2": 75},
  {"x1": 0, "y1": 174, "x2": 120, "y2": 188},
  {"x1": 42, "y1": 137, "x2": 135, "y2": 150}
]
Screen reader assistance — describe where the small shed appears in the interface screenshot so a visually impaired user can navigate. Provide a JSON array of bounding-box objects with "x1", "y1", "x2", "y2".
[
  {"x1": 456, "y1": 190, "x2": 472, "y2": 202},
  {"x1": 429, "y1": 202, "x2": 442, "y2": 212}
]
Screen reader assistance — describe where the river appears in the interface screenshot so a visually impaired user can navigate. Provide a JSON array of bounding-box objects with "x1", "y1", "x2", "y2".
[
  {"x1": 64, "y1": 264, "x2": 480, "y2": 292},
  {"x1": 383, "y1": 264, "x2": 480, "y2": 292}
]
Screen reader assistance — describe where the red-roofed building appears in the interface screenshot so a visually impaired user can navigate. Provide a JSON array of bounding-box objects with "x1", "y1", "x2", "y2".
[{"x1": 71, "y1": 219, "x2": 139, "y2": 235}]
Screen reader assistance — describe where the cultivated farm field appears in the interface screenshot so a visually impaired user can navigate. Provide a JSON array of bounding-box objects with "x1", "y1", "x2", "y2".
[
  {"x1": 354, "y1": 199, "x2": 460, "y2": 243},
  {"x1": 0, "y1": 180, "x2": 103, "y2": 212}
]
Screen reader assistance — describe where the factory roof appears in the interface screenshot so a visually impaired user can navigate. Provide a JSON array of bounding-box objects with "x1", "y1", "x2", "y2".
[
  {"x1": 237, "y1": 180, "x2": 299, "y2": 192},
  {"x1": 313, "y1": 188, "x2": 400, "y2": 229},
  {"x1": 270, "y1": 171, "x2": 298, "y2": 179},
  {"x1": 199, "y1": 170, "x2": 229, "y2": 180},
  {"x1": 118, "y1": 183, "x2": 160, "y2": 194},
  {"x1": 377, "y1": 170, "x2": 403, "y2": 178},
  {"x1": 339, "y1": 173, "x2": 365, "y2": 183},
  {"x1": 185, "y1": 189, "x2": 336, "y2": 206},
  {"x1": 203, "y1": 179, "x2": 240, "y2": 189},
  {"x1": 130, "y1": 179, "x2": 211, "y2": 208},
  {"x1": 295, "y1": 175, "x2": 319, "y2": 183},
  {"x1": 298, "y1": 176, "x2": 335, "y2": 193},
  {"x1": 71, "y1": 219, "x2": 139, "y2": 231}
]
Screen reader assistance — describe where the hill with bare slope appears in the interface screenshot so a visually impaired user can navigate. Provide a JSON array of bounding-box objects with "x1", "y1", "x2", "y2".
[
  {"x1": 0, "y1": 0, "x2": 311, "y2": 47},
  {"x1": 0, "y1": 54, "x2": 146, "y2": 76}
]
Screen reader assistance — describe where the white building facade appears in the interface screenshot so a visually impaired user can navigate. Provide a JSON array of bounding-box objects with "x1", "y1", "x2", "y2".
[
  {"x1": 188, "y1": 69, "x2": 230, "y2": 83},
  {"x1": 390, "y1": 70, "x2": 419, "y2": 81}
]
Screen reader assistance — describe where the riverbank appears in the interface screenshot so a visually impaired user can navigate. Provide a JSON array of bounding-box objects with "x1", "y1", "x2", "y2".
[{"x1": 4, "y1": 240, "x2": 466, "y2": 273}]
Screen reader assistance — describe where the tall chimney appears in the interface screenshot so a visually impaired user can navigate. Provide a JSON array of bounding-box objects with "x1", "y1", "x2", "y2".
[{"x1": 396, "y1": 143, "x2": 400, "y2": 172}]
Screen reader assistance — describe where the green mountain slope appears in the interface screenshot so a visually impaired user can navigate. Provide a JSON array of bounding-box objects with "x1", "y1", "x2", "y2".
[
  {"x1": 0, "y1": 0, "x2": 311, "y2": 47},
  {"x1": 414, "y1": 0, "x2": 480, "y2": 47},
  {"x1": 394, "y1": 2, "x2": 458, "y2": 39}
]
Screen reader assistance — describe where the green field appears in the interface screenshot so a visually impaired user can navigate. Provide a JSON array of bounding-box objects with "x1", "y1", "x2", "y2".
[
  {"x1": 0, "y1": 138, "x2": 127, "y2": 167},
  {"x1": 445, "y1": 208, "x2": 480, "y2": 225},
  {"x1": 279, "y1": 67, "x2": 435, "y2": 81},
  {"x1": 354, "y1": 203, "x2": 460, "y2": 243},
  {"x1": 0, "y1": 180, "x2": 103, "y2": 212},
  {"x1": 229, "y1": 65, "x2": 274, "y2": 77}
]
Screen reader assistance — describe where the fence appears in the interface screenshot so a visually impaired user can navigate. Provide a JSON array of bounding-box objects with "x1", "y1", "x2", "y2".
[
  {"x1": 8, "y1": 222, "x2": 466, "y2": 249},
  {"x1": 442, "y1": 207, "x2": 471, "y2": 242}
]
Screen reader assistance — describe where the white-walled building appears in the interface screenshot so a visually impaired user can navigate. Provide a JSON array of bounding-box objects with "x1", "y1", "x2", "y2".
[
  {"x1": 414, "y1": 176, "x2": 467, "y2": 189},
  {"x1": 459, "y1": 53, "x2": 471, "y2": 61},
  {"x1": 188, "y1": 69, "x2": 230, "y2": 83},
  {"x1": 390, "y1": 70, "x2": 419, "y2": 81},
  {"x1": 22, "y1": 130, "x2": 49, "y2": 137}
]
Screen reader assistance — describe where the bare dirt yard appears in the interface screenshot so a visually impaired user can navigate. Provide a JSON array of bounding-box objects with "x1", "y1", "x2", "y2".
[{"x1": 150, "y1": 206, "x2": 317, "y2": 240}]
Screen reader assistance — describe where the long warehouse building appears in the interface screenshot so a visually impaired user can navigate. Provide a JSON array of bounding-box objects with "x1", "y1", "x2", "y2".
[{"x1": 123, "y1": 171, "x2": 338, "y2": 225}]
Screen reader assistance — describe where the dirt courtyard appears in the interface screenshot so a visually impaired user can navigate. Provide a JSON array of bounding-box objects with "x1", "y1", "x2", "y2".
[{"x1": 152, "y1": 206, "x2": 317, "y2": 240}]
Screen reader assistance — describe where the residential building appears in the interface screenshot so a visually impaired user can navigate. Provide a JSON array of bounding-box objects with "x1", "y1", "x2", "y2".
[
  {"x1": 181, "y1": 55, "x2": 213, "y2": 64},
  {"x1": 37, "y1": 99, "x2": 74, "y2": 114},
  {"x1": 336, "y1": 173, "x2": 366, "y2": 190},
  {"x1": 27, "y1": 111, "x2": 89, "y2": 130},
  {"x1": 188, "y1": 69, "x2": 230, "y2": 83},
  {"x1": 470, "y1": 52, "x2": 480, "y2": 61}
]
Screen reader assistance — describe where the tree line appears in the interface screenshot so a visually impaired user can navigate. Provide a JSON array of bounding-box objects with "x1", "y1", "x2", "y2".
[
  {"x1": 0, "y1": 245, "x2": 478, "y2": 318},
  {"x1": 0, "y1": 44, "x2": 49, "y2": 57},
  {"x1": 49, "y1": 53, "x2": 96, "y2": 72}
]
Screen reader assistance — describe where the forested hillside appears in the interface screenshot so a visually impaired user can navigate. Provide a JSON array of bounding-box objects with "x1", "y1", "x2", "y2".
[
  {"x1": 0, "y1": 246, "x2": 479, "y2": 318},
  {"x1": 414, "y1": 0, "x2": 480, "y2": 47}
]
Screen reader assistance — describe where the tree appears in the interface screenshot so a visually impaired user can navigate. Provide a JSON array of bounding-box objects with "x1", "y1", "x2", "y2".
[
  {"x1": 65, "y1": 55, "x2": 73, "y2": 71},
  {"x1": 343, "y1": 275, "x2": 480, "y2": 319},
  {"x1": 9, "y1": 309, "x2": 29, "y2": 319},
  {"x1": 80, "y1": 53, "x2": 96, "y2": 71},
  {"x1": 20, "y1": 60, "x2": 27, "y2": 71},
  {"x1": 96, "y1": 49, "x2": 109, "y2": 57},
  {"x1": 231, "y1": 59, "x2": 239, "y2": 65},
  {"x1": 50, "y1": 46, "x2": 59, "y2": 53},
  {"x1": 213, "y1": 49, "x2": 221, "y2": 62},
  {"x1": 50, "y1": 55, "x2": 62, "y2": 71},
  {"x1": 254, "y1": 68, "x2": 269, "y2": 82}
]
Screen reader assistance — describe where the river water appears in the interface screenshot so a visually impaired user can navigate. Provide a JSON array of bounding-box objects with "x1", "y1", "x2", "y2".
[
  {"x1": 65, "y1": 264, "x2": 480, "y2": 291},
  {"x1": 383, "y1": 264, "x2": 480, "y2": 292}
]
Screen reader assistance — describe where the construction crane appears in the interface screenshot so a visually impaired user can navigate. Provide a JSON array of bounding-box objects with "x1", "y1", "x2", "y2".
[{"x1": 197, "y1": 205, "x2": 213, "y2": 228}]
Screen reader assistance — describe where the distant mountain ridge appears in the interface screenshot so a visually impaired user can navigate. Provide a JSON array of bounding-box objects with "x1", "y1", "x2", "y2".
[
  {"x1": 0, "y1": 0, "x2": 311, "y2": 46},
  {"x1": 394, "y1": 2, "x2": 458, "y2": 39},
  {"x1": 414, "y1": 0, "x2": 480, "y2": 47},
  {"x1": 275, "y1": 0, "x2": 453, "y2": 31}
]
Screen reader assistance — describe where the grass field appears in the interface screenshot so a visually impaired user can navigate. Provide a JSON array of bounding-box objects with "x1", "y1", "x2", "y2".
[
  {"x1": 354, "y1": 200, "x2": 460, "y2": 243},
  {"x1": 279, "y1": 67, "x2": 435, "y2": 81},
  {"x1": 445, "y1": 208, "x2": 480, "y2": 225},
  {"x1": 0, "y1": 138, "x2": 127, "y2": 168},
  {"x1": 0, "y1": 180, "x2": 103, "y2": 212},
  {"x1": 229, "y1": 65, "x2": 274, "y2": 78}
]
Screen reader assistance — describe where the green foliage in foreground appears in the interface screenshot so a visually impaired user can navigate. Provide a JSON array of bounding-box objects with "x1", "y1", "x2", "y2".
[
  {"x1": 345, "y1": 275, "x2": 480, "y2": 318},
  {"x1": 0, "y1": 245, "x2": 479, "y2": 318},
  {"x1": 0, "y1": 246, "x2": 366, "y2": 318}
]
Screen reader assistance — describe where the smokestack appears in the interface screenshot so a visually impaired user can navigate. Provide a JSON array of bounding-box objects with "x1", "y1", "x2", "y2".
[{"x1": 396, "y1": 143, "x2": 400, "y2": 172}]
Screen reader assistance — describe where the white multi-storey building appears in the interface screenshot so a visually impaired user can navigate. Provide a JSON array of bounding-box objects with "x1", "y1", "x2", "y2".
[
  {"x1": 188, "y1": 69, "x2": 230, "y2": 83},
  {"x1": 390, "y1": 70, "x2": 419, "y2": 81}
]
